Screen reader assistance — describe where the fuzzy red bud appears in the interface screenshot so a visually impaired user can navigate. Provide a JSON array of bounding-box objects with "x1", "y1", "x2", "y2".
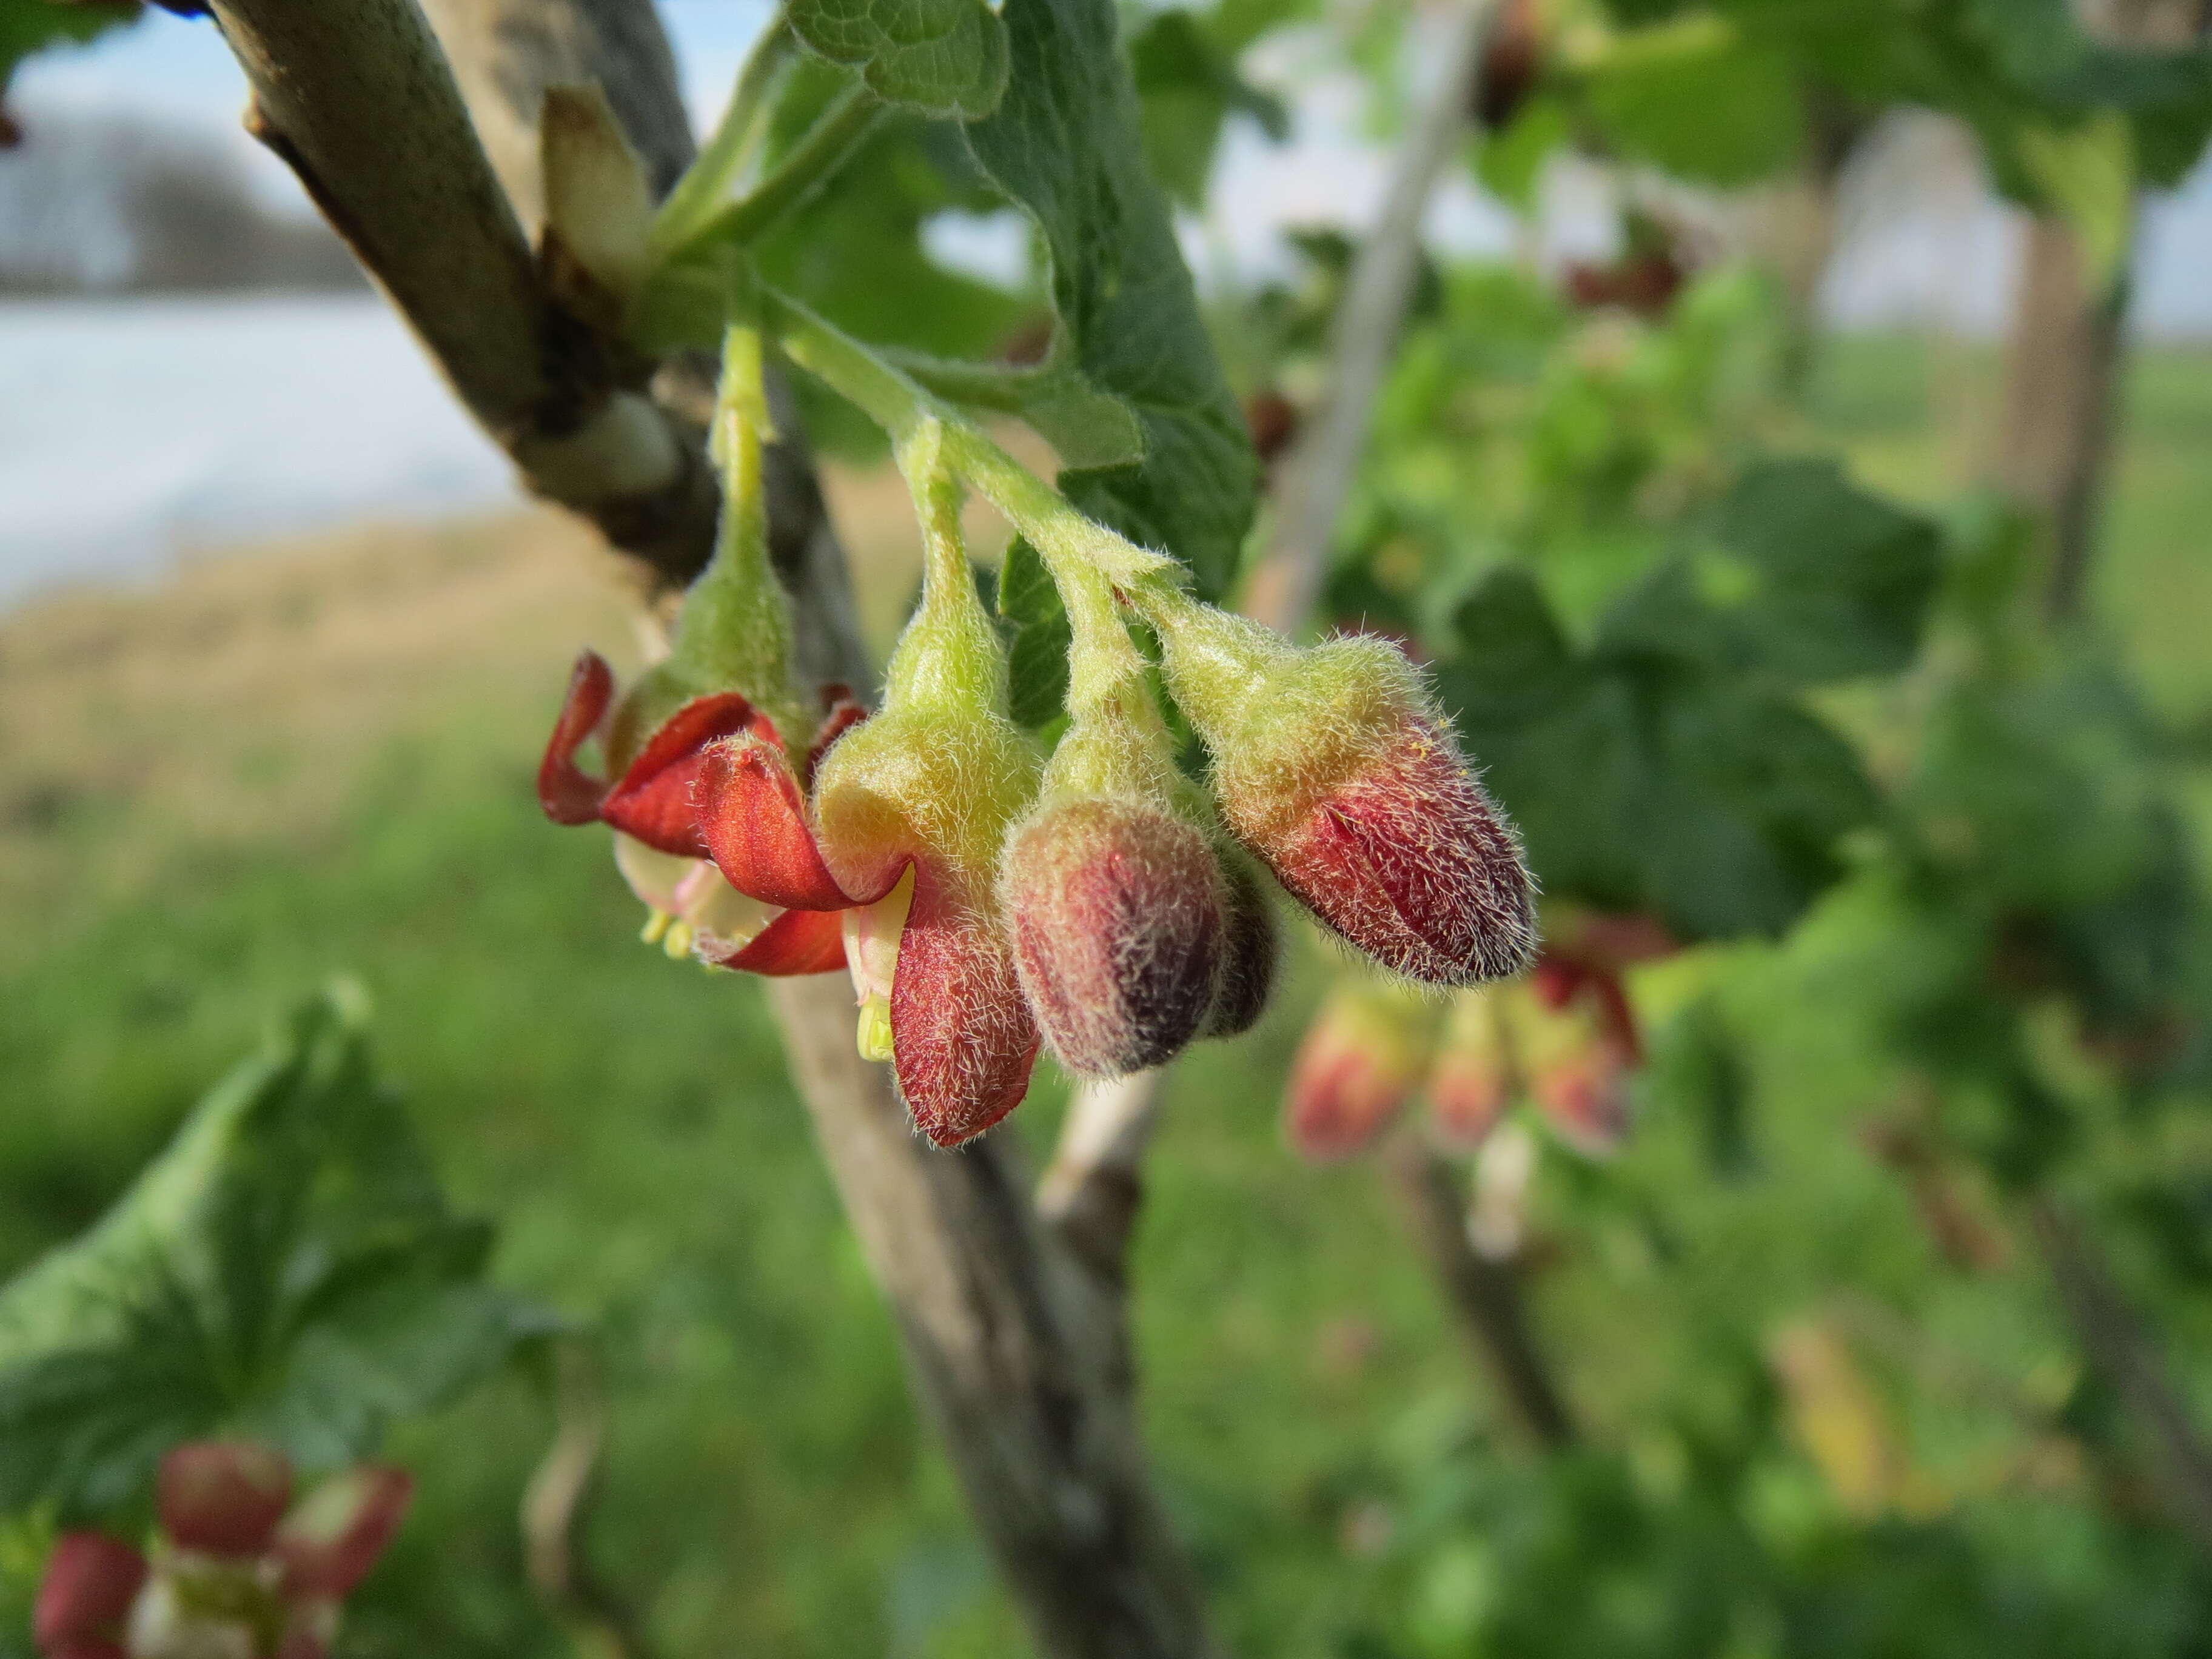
[
  {"x1": 1202, "y1": 854, "x2": 1279, "y2": 1039},
  {"x1": 1425, "y1": 988, "x2": 1515, "y2": 1153},
  {"x1": 1001, "y1": 797, "x2": 1228, "y2": 1077}
]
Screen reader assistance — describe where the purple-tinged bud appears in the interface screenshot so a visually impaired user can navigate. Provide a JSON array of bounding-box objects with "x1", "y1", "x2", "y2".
[
  {"x1": 273, "y1": 1467, "x2": 412, "y2": 1600},
  {"x1": 156, "y1": 1441, "x2": 293, "y2": 1559},
  {"x1": 1201, "y1": 853, "x2": 1278, "y2": 1039},
  {"x1": 1142, "y1": 602, "x2": 1534, "y2": 988},
  {"x1": 1425, "y1": 987, "x2": 1515, "y2": 1153},
  {"x1": 35, "y1": 1533, "x2": 146, "y2": 1659},
  {"x1": 1283, "y1": 980, "x2": 1436, "y2": 1162},
  {"x1": 1001, "y1": 796, "x2": 1228, "y2": 1077}
]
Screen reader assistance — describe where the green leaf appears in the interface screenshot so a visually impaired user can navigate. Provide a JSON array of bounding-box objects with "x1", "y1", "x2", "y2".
[
  {"x1": 1580, "y1": 14, "x2": 1803, "y2": 187},
  {"x1": 0, "y1": 0, "x2": 139, "y2": 95},
  {"x1": 1709, "y1": 457, "x2": 1942, "y2": 685},
  {"x1": 960, "y1": 0, "x2": 1261, "y2": 598},
  {"x1": 0, "y1": 988, "x2": 548, "y2": 1524},
  {"x1": 996, "y1": 537, "x2": 1072, "y2": 729},
  {"x1": 785, "y1": 0, "x2": 1009, "y2": 119}
]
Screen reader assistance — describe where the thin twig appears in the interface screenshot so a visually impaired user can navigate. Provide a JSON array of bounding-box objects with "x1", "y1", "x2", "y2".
[
  {"x1": 521, "y1": 1340, "x2": 659, "y2": 1659},
  {"x1": 1240, "y1": 0, "x2": 1495, "y2": 634},
  {"x1": 1381, "y1": 1133, "x2": 1577, "y2": 1449}
]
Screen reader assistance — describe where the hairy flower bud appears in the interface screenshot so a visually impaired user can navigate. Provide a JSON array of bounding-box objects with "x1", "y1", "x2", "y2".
[
  {"x1": 272, "y1": 1467, "x2": 412, "y2": 1600},
  {"x1": 1426, "y1": 987, "x2": 1517, "y2": 1152},
  {"x1": 1144, "y1": 600, "x2": 1534, "y2": 988},
  {"x1": 1283, "y1": 979, "x2": 1436, "y2": 1161},
  {"x1": 1001, "y1": 796, "x2": 1228, "y2": 1076},
  {"x1": 1201, "y1": 853, "x2": 1279, "y2": 1039},
  {"x1": 156, "y1": 1442, "x2": 293, "y2": 1560},
  {"x1": 35, "y1": 1533, "x2": 147, "y2": 1659}
]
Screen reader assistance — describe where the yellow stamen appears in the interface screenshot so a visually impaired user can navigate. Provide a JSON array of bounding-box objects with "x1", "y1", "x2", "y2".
[
  {"x1": 856, "y1": 994, "x2": 895, "y2": 1063},
  {"x1": 663, "y1": 921, "x2": 695, "y2": 960},
  {"x1": 640, "y1": 908, "x2": 674, "y2": 946}
]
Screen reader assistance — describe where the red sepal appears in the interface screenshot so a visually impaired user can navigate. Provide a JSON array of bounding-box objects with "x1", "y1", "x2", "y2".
[
  {"x1": 702, "y1": 907, "x2": 847, "y2": 976},
  {"x1": 598, "y1": 694, "x2": 772, "y2": 859},
  {"x1": 275, "y1": 1466, "x2": 413, "y2": 1598},
  {"x1": 805, "y1": 695, "x2": 869, "y2": 785},
  {"x1": 696, "y1": 739, "x2": 868, "y2": 911},
  {"x1": 891, "y1": 865, "x2": 1040, "y2": 1147},
  {"x1": 156, "y1": 1440, "x2": 293, "y2": 1558},
  {"x1": 537, "y1": 651, "x2": 615, "y2": 825}
]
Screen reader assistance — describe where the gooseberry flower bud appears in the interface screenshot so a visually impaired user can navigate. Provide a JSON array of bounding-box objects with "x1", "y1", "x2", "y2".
[
  {"x1": 1142, "y1": 598, "x2": 1534, "y2": 988},
  {"x1": 272, "y1": 1466, "x2": 413, "y2": 1600},
  {"x1": 156, "y1": 1441, "x2": 293, "y2": 1559},
  {"x1": 1283, "y1": 979, "x2": 1437, "y2": 1161},
  {"x1": 1425, "y1": 986, "x2": 1516, "y2": 1152},
  {"x1": 1001, "y1": 794, "x2": 1227, "y2": 1076},
  {"x1": 1201, "y1": 853, "x2": 1279, "y2": 1039},
  {"x1": 35, "y1": 1533, "x2": 147, "y2": 1659}
]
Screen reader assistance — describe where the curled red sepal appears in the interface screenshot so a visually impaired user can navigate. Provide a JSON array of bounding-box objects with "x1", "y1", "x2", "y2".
[
  {"x1": 35, "y1": 1533, "x2": 147, "y2": 1659},
  {"x1": 275, "y1": 1466, "x2": 412, "y2": 1599},
  {"x1": 695, "y1": 737, "x2": 871, "y2": 911},
  {"x1": 538, "y1": 651, "x2": 616, "y2": 825},
  {"x1": 891, "y1": 865, "x2": 1041, "y2": 1147},
  {"x1": 806, "y1": 692, "x2": 868, "y2": 782},
  {"x1": 699, "y1": 905, "x2": 848, "y2": 976},
  {"x1": 1264, "y1": 719, "x2": 1533, "y2": 987},
  {"x1": 598, "y1": 693, "x2": 777, "y2": 859}
]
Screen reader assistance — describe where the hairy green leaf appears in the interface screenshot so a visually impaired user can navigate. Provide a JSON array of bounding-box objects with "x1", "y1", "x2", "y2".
[
  {"x1": 961, "y1": 0, "x2": 1261, "y2": 598},
  {"x1": 0, "y1": 989, "x2": 549, "y2": 1524},
  {"x1": 786, "y1": 0, "x2": 1008, "y2": 118}
]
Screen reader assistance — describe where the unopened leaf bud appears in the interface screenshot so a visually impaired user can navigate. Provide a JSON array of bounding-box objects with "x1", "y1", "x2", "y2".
[
  {"x1": 1144, "y1": 600, "x2": 1534, "y2": 988},
  {"x1": 1283, "y1": 978, "x2": 1436, "y2": 1162},
  {"x1": 156, "y1": 1441, "x2": 293, "y2": 1559}
]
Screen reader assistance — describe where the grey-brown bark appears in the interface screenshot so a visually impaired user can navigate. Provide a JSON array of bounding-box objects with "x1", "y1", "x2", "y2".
[{"x1": 204, "y1": 2, "x2": 1215, "y2": 1652}]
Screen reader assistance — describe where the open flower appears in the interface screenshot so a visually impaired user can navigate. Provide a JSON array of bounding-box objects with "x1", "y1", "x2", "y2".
[
  {"x1": 697, "y1": 421, "x2": 1042, "y2": 1146},
  {"x1": 1139, "y1": 598, "x2": 1535, "y2": 988},
  {"x1": 538, "y1": 650, "x2": 854, "y2": 976}
]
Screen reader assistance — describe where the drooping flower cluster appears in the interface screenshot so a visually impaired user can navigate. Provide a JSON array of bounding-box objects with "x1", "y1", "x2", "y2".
[
  {"x1": 1281, "y1": 909, "x2": 1674, "y2": 1164},
  {"x1": 536, "y1": 333, "x2": 1541, "y2": 1143},
  {"x1": 35, "y1": 1442, "x2": 411, "y2": 1659}
]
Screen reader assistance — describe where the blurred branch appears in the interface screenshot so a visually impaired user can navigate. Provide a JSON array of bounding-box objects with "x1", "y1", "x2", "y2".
[
  {"x1": 1039, "y1": 1070, "x2": 1168, "y2": 1301},
  {"x1": 1240, "y1": 0, "x2": 1494, "y2": 633},
  {"x1": 208, "y1": 0, "x2": 722, "y2": 589},
  {"x1": 1382, "y1": 1134, "x2": 1578, "y2": 1450},
  {"x1": 522, "y1": 1340, "x2": 658, "y2": 1659},
  {"x1": 2028, "y1": 1195, "x2": 2212, "y2": 1556},
  {"x1": 210, "y1": 2, "x2": 1219, "y2": 1651}
]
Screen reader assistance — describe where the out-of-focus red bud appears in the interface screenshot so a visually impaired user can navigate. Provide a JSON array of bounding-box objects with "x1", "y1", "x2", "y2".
[
  {"x1": 1472, "y1": 0, "x2": 1543, "y2": 131},
  {"x1": 1002, "y1": 798, "x2": 1227, "y2": 1077},
  {"x1": 1284, "y1": 980, "x2": 1436, "y2": 1161},
  {"x1": 1520, "y1": 986, "x2": 1634, "y2": 1157},
  {"x1": 1202, "y1": 855, "x2": 1279, "y2": 1039},
  {"x1": 1425, "y1": 987, "x2": 1515, "y2": 1152},
  {"x1": 156, "y1": 1441, "x2": 293, "y2": 1558},
  {"x1": 273, "y1": 1467, "x2": 412, "y2": 1599},
  {"x1": 35, "y1": 1533, "x2": 147, "y2": 1659}
]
